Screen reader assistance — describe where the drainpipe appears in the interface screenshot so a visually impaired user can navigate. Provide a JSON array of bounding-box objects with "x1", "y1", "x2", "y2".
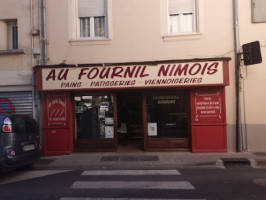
[
  {"x1": 30, "y1": 0, "x2": 35, "y2": 119},
  {"x1": 40, "y1": 0, "x2": 47, "y2": 154},
  {"x1": 233, "y1": 0, "x2": 244, "y2": 152},
  {"x1": 31, "y1": 0, "x2": 38, "y2": 120},
  {"x1": 41, "y1": 0, "x2": 47, "y2": 65}
]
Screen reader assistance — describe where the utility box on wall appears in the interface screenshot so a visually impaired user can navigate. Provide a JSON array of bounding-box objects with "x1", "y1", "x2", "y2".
[
  {"x1": 242, "y1": 41, "x2": 262, "y2": 66},
  {"x1": 190, "y1": 87, "x2": 227, "y2": 152}
]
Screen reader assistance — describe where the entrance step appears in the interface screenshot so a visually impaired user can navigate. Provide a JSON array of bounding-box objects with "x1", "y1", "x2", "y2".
[{"x1": 100, "y1": 155, "x2": 159, "y2": 162}]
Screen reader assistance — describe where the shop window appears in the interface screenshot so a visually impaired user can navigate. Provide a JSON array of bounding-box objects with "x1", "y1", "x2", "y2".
[
  {"x1": 74, "y1": 95, "x2": 114, "y2": 139},
  {"x1": 77, "y1": 0, "x2": 107, "y2": 38},
  {"x1": 146, "y1": 93, "x2": 189, "y2": 138},
  {"x1": 168, "y1": 0, "x2": 196, "y2": 34},
  {"x1": 252, "y1": 0, "x2": 266, "y2": 23}
]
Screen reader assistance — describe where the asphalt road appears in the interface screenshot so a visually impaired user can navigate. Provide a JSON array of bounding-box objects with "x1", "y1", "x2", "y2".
[{"x1": 0, "y1": 167, "x2": 266, "y2": 200}]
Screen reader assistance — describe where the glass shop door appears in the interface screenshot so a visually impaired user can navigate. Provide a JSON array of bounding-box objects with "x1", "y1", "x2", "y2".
[{"x1": 117, "y1": 93, "x2": 144, "y2": 152}]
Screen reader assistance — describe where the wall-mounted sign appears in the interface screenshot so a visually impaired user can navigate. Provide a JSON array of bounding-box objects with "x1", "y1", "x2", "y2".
[
  {"x1": 39, "y1": 61, "x2": 228, "y2": 91},
  {"x1": 191, "y1": 88, "x2": 224, "y2": 124},
  {"x1": 46, "y1": 94, "x2": 67, "y2": 126},
  {"x1": 194, "y1": 92, "x2": 222, "y2": 121}
]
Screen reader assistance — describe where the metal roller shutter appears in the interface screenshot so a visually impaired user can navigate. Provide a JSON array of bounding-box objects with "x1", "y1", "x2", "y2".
[{"x1": 0, "y1": 91, "x2": 33, "y2": 117}]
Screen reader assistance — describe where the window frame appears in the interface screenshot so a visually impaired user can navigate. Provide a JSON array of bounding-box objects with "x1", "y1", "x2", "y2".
[
  {"x1": 7, "y1": 20, "x2": 18, "y2": 50},
  {"x1": 146, "y1": 90, "x2": 190, "y2": 139},
  {"x1": 167, "y1": 0, "x2": 197, "y2": 35},
  {"x1": 0, "y1": 19, "x2": 18, "y2": 51},
  {"x1": 252, "y1": 0, "x2": 266, "y2": 23},
  {"x1": 76, "y1": 0, "x2": 108, "y2": 39},
  {"x1": 74, "y1": 94, "x2": 115, "y2": 139}
]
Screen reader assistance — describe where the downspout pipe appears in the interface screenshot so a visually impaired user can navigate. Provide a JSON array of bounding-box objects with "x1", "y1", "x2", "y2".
[
  {"x1": 41, "y1": 0, "x2": 47, "y2": 65},
  {"x1": 233, "y1": 0, "x2": 244, "y2": 152},
  {"x1": 40, "y1": 0, "x2": 47, "y2": 154}
]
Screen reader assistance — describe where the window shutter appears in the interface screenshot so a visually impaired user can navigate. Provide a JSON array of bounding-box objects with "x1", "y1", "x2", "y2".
[
  {"x1": 78, "y1": 0, "x2": 105, "y2": 17},
  {"x1": 252, "y1": 0, "x2": 266, "y2": 22},
  {"x1": 169, "y1": 0, "x2": 195, "y2": 14}
]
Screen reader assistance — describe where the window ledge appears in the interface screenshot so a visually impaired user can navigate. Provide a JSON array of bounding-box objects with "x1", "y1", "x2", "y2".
[
  {"x1": 69, "y1": 38, "x2": 112, "y2": 46},
  {"x1": 163, "y1": 33, "x2": 203, "y2": 42},
  {"x1": 0, "y1": 49, "x2": 25, "y2": 55}
]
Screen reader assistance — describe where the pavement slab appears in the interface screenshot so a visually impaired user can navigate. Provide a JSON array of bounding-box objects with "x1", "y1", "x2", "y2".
[{"x1": 34, "y1": 151, "x2": 266, "y2": 170}]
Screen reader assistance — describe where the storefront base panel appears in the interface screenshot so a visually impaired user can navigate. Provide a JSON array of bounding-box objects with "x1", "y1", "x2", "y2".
[
  {"x1": 44, "y1": 128, "x2": 72, "y2": 156},
  {"x1": 192, "y1": 126, "x2": 227, "y2": 153},
  {"x1": 44, "y1": 151, "x2": 71, "y2": 157},
  {"x1": 74, "y1": 139, "x2": 116, "y2": 152},
  {"x1": 146, "y1": 138, "x2": 190, "y2": 151}
]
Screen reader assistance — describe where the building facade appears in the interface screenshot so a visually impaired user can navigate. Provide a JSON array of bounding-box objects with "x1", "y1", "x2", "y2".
[
  {"x1": 2, "y1": 0, "x2": 265, "y2": 155},
  {"x1": 35, "y1": 0, "x2": 237, "y2": 156},
  {"x1": 0, "y1": 0, "x2": 41, "y2": 118},
  {"x1": 237, "y1": 0, "x2": 266, "y2": 152}
]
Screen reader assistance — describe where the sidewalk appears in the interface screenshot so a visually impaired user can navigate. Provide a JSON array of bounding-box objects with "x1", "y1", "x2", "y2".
[{"x1": 34, "y1": 151, "x2": 266, "y2": 170}]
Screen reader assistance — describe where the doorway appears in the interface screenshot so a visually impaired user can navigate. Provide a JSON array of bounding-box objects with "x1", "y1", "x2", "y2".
[{"x1": 117, "y1": 93, "x2": 144, "y2": 152}]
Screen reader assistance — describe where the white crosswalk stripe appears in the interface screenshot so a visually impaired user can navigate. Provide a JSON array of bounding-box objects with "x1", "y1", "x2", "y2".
[
  {"x1": 60, "y1": 169, "x2": 206, "y2": 200},
  {"x1": 72, "y1": 180, "x2": 195, "y2": 190}
]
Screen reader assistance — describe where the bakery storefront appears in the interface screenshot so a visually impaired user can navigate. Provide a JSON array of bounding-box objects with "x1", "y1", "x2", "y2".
[{"x1": 36, "y1": 58, "x2": 230, "y2": 156}]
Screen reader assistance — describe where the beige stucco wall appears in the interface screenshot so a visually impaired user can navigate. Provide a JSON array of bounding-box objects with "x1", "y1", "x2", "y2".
[
  {"x1": 238, "y1": 0, "x2": 266, "y2": 152},
  {"x1": 0, "y1": 0, "x2": 40, "y2": 88},
  {"x1": 45, "y1": 0, "x2": 235, "y2": 64},
  {"x1": 44, "y1": 0, "x2": 239, "y2": 151}
]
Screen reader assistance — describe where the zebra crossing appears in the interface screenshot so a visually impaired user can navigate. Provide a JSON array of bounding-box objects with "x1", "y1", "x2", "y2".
[{"x1": 60, "y1": 169, "x2": 206, "y2": 200}]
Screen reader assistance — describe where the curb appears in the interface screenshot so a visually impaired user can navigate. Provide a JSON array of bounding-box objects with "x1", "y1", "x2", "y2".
[{"x1": 33, "y1": 152, "x2": 266, "y2": 170}]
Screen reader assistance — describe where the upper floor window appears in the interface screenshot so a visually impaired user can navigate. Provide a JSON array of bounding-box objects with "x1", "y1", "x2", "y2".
[
  {"x1": 252, "y1": 0, "x2": 266, "y2": 23},
  {"x1": 8, "y1": 21, "x2": 18, "y2": 49},
  {"x1": 0, "y1": 19, "x2": 18, "y2": 50},
  {"x1": 168, "y1": 0, "x2": 196, "y2": 34},
  {"x1": 77, "y1": 0, "x2": 107, "y2": 38}
]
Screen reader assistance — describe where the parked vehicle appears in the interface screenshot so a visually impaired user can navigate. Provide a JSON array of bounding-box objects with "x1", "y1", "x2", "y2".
[{"x1": 0, "y1": 114, "x2": 42, "y2": 172}]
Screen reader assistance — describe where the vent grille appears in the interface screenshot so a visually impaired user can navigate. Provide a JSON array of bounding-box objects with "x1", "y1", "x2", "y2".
[{"x1": 221, "y1": 158, "x2": 251, "y2": 167}]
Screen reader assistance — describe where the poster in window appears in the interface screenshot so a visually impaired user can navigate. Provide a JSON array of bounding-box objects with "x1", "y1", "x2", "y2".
[
  {"x1": 98, "y1": 109, "x2": 105, "y2": 118},
  {"x1": 148, "y1": 123, "x2": 157, "y2": 136},
  {"x1": 105, "y1": 117, "x2": 114, "y2": 125},
  {"x1": 105, "y1": 126, "x2": 114, "y2": 138}
]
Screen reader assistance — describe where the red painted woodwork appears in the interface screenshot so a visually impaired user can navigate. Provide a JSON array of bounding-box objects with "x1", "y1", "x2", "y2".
[
  {"x1": 146, "y1": 138, "x2": 189, "y2": 150},
  {"x1": 190, "y1": 87, "x2": 227, "y2": 152},
  {"x1": 43, "y1": 93, "x2": 73, "y2": 156},
  {"x1": 191, "y1": 126, "x2": 227, "y2": 152},
  {"x1": 223, "y1": 61, "x2": 230, "y2": 86},
  {"x1": 36, "y1": 67, "x2": 42, "y2": 92}
]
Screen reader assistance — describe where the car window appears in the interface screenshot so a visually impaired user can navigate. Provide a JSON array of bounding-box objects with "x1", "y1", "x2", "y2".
[{"x1": 10, "y1": 115, "x2": 39, "y2": 134}]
